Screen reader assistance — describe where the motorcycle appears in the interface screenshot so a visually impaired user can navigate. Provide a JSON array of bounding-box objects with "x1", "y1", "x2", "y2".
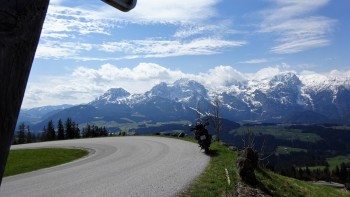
[{"x1": 190, "y1": 120, "x2": 212, "y2": 154}]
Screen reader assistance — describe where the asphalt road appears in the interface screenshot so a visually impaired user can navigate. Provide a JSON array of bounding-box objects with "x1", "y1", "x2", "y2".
[{"x1": 1, "y1": 136, "x2": 209, "y2": 197}]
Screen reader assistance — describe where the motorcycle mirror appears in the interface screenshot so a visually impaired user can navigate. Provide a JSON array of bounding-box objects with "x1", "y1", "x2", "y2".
[{"x1": 101, "y1": 0, "x2": 137, "y2": 12}]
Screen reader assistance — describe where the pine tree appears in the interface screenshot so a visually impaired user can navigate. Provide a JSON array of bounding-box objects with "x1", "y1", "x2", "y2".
[
  {"x1": 92, "y1": 125, "x2": 98, "y2": 137},
  {"x1": 340, "y1": 162, "x2": 347, "y2": 182},
  {"x1": 47, "y1": 120, "x2": 56, "y2": 141},
  {"x1": 26, "y1": 125, "x2": 33, "y2": 143},
  {"x1": 17, "y1": 123, "x2": 26, "y2": 144},
  {"x1": 41, "y1": 126, "x2": 47, "y2": 141},
  {"x1": 81, "y1": 127, "x2": 86, "y2": 138},
  {"x1": 324, "y1": 166, "x2": 331, "y2": 182},
  {"x1": 102, "y1": 127, "x2": 108, "y2": 136},
  {"x1": 73, "y1": 122, "x2": 80, "y2": 138},
  {"x1": 334, "y1": 165, "x2": 340, "y2": 180},
  {"x1": 85, "y1": 124, "x2": 92, "y2": 137},
  {"x1": 57, "y1": 119, "x2": 65, "y2": 140},
  {"x1": 65, "y1": 118, "x2": 74, "y2": 139},
  {"x1": 305, "y1": 166, "x2": 311, "y2": 180},
  {"x1": 291, "y1": 166, "x2": 297, "y2": 178}
]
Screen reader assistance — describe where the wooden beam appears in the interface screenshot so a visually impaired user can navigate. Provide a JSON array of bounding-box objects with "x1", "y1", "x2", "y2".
[{"x1": 0, "y1": 0, "x2": 50, "y2": 186}]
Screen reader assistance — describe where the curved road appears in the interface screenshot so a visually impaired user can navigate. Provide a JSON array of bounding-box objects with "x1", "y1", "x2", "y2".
[{"x1": 1, "y1": 136, "x2": 209, "y2": 197}]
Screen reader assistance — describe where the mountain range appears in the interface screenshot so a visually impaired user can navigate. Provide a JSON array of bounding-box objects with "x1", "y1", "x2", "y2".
[{"x1": 19, "y1": 72, "x2": 350, "y2": 132}]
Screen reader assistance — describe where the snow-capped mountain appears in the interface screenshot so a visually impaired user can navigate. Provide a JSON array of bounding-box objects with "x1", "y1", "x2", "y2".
[
  {"x1": 218, "y1": 72, "x2": 350, "y2": 123},
  {"x1": 147, "y1": 79, "x2": 208, "y2": 102},
  {"x1": 23, "y1": 73, "x2": 350, "y2": 130},
  {"x1": 90, "y1": 79, "x2": 211, "y2": 108}
]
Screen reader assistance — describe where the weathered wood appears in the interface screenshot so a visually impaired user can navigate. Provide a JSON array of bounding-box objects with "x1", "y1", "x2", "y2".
[{"x1": 0, "y1": 0, "x2": 50, "y2": 186}]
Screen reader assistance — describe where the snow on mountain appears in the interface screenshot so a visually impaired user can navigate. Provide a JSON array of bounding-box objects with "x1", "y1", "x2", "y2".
[
  {"x1": 146, "y1": 79, "x2": 209, "y2": 104},
  {"x1": 23, "y1": 72, "x2": 350, "y2": 126},
  {"x1": 90, "y1": 88, "x2": 131, "y2": 105},
  {"x1": 88, "y1": 73, "x2": 350, "y2": 123}
]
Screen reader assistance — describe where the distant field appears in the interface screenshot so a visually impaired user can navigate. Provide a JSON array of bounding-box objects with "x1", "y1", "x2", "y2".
[
  {"x1": 327, "y1": 155, "x2": 350, "y2": 169},
  {"x1": 86, "y1": 118, "x2": 191, "y2": 134},
  {"x1": 331, "y1": 125, "x2": 350, "y2": 130},
  {"x1": 275, "y1": 146, "x2": 307, "y2": 155},
  {"x1": 302, "y1": 155, "x2": 350, "y2": 171},
  {"x1": 231, "y1": 125, "x2": 322, "y2": 143},
  {"x1": 5, "y1": 148, "x2": 88, "y2": 177},
  {"x1": 87, "y1": 120, "x2": 191, "y2": 132}
]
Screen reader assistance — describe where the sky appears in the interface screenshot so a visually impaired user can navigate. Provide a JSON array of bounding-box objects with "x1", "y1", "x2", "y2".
[{"x1": 22, "y1": 0, "x2": 350, "y2": 108}]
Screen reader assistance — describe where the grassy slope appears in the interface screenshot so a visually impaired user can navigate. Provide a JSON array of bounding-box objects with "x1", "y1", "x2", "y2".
[
  {"x1": 4, "y1": 148, "x2": 88, "y2": 177},
  {"x1": 256, "y1": 168, "x2": 350, "y2": 197},
  {"x1": 177, "y1": 138, "x2": 349, "y2": 196},
  {"x1": 180, "y1": 141, "x2": 237, "y2": 197}
]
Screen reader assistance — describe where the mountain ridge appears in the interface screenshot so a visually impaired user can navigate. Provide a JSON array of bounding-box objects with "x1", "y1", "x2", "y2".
[{"x1": 20, "y1": 72, "x2": 350, "y2": 131}]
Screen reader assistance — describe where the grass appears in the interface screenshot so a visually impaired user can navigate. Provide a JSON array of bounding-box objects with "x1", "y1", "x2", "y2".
[
  {"x1": 179, "y1": 141, "x2": 237, "y2": 197},
  {"x1": 256, "y1": 168, "x2": 350, "y2": 197},
  {"x1": 4, "y1": 148, "x2": 88, "y2": 177}
]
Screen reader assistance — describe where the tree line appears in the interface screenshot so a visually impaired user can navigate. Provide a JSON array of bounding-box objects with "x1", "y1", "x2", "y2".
[
  {"x1": 13, "y1": 118, "x2": 109, "y2": 144},
  {"x1": 279, "y1": 162, "x2": 350, "y2": 184}
]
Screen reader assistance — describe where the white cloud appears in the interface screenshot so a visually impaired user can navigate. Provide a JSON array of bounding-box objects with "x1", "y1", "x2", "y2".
[
  {"x1": 240, "y1": 59, "x2": 268, "y2": 64},
  {"x1": 195, "y1": 66, "x2": 247, "y2": 88},
  {"x1": 50, "y1": 0, "x2": 64, "y2": 5},
  {"x1": 278, "y1": 62, "x2": 291, "y2": 69},
  {"x1": 22, "y1": 63, "x2": 247, "y2": 108},
  {"x1": 72, "y1": 63, "x2": 185, "y2": 82},
  {"x1": 36, "y1": 41, "x2": 93, "y2": 59},
  {"x1": 35, "y1": 37, "x2": 246, "y2": 60},
  {"x1": 173, "y1": 20, "x2": 241, "y2": 38},
  {"x1": 299, "y1": 70, "x2": 350, "y2": 89},
  {"x1": 22, "y1": 62, "x2": 350, "y2": 108},
  {"x1": 43, "y1": 0, "x2": 222, "y2": 39},
  {"x1": 252, "y1": 67, "x2": 281, "y2": 80},
  {"x1": 42, "y1": 5, "x2": 115, "y2": 39},
  {"x1": 99, "y1": 38, "x2": 246, "y2": 58},
  {"x1": 260, "y1": 0, "x2": 336, "y2": 54},
  {"x1": 22, "y1": 63, "x2": 186, "y2": 108},
  {"x1": 22, "y1": 63, "x2": 280, "y2": 108},
  {"x1": 36, "y1": 1, "x2": 244, "y2": 61},
  {"x1": 262, "y1": 0, "x2": 329, "y2": 21},
  {"x1": 296, "y1": 64, "x2": 317, "y2": 70},
  {"x1": 121, "y1": 0, "x2": 220, "y2": 24}
]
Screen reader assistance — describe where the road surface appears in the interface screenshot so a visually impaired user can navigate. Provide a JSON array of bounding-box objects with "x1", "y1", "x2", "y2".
[{"x1": 1, "y1": 136, "x2": 209, "y2": 197}]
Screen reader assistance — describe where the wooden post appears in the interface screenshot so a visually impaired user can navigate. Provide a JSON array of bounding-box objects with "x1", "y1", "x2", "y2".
[{"x1": 0, "y1": 0, "x2": 50, "y2": 186}]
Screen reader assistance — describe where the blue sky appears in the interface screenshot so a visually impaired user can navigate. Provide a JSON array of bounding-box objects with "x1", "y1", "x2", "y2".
[{"x1": 22, "y1": 0, "x2": 350, "y2": 108}]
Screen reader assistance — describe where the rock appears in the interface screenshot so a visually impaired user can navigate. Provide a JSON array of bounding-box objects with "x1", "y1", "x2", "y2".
[
  {"x1": 235, "y1": 182, "x2": 271, "y2": 197},
  {"x1": 237, "y1": 147, "x2": 259, "y2": 185}
]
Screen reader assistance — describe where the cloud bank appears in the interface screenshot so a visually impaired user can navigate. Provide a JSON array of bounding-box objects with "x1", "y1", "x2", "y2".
[{"x1": 22, "y1": 63, "x2": 350, "y2": 108}]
